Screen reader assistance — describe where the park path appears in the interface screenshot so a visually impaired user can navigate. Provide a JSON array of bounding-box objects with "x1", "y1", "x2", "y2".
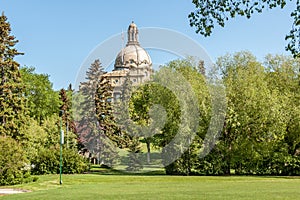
[{"x1": 0, "y1": 188, "x2": 28, "y2": 195}]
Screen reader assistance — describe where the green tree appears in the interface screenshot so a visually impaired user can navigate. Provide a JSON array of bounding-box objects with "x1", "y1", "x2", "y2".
[
  {"x1": 21, "y1": 66, "x2": 60, "y2": 123},
  {"x1": 77, "y1": 59, "x2": 119, "y2": 166},
  {"x1": 199, "y1": 51, "x2": 300, "y2": 175},
  {"x1": 77, "y1": 59, "x2": 105, "y2": 159},
  {"x1": 264, "y1": 54, "x2": 300, "y2": 175},
  {"x1": 158, "y1": 59, "x2": 210, "y2": 175},
  {"x1": 27, "y1": 108, "x2": 89, "y2": 175},
  {"x1": 59, "y1": 88, "x2": 78, "y2": 149},
  {"x1": 0, "y1": 13, "x2": 27, "y2": 139},
  {"x1": 94, "y1": 76, "x2": 119, "y2": 166},
  {"x1": 129, "y1": 58, "x2": 211, "y2": 175},
  {"x1": 95, "y1": 76, "x2": 114, "y2": 141},
  {"x1": 116, "y1": 74, "x2": 143, "y2": 171},
  {"x1": 189, "y1": 0, "x2": 300, "y2": 57},
  {"x1": 129, "y1": 83, "x2": 156, "y2": 164},
  {"x1": 20, "y1": 117, "x2": 47, "y2": 161}
]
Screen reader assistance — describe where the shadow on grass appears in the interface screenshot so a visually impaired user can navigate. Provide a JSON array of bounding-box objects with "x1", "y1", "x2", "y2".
[
  {"x1": 88, "y1": 164, "x2": 300, "y2": 178},
  {"x1": 88, "y1": 165, "x2": 166, "y2": 176}
]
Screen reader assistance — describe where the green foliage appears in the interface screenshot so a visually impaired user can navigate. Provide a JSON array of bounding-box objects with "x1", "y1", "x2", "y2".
[
  {"x1": 117, "y1": 74, "x2": 143, "y2": 171},
  {"x1": 95, "y1": 76, "x2": 114, "y2": 141},
  {"x1": 189, "y1": 0, "x2": 300, "y2": 57},
  {"x1": 31, "y1": 146, "x2": 89, "y2": 175},
  {"x1": 195, "y1": 52, "x2": 300, "y2": 175},
  {"x1": 0, "y1": 13, "x2": 28, "y2": 139},
  {"x1": 59, "y1": 88, "x2": 78, "y2": 149},
  {"x1": 0, "y1": 136, "x2": 30, "y2": 185},
  {"x1": 62, "y1": 148, "x2": 90, "y2": 174},
  {"x1": 31, "y1": 147, "x2": 59, "y2": 175},
  {"x1": 0, "y1": 15, "x2": 92, "y2": 186},
  {"x1": 159, "y1": 53, "x2": 300, "y2": 176},
  {"x1": 94, "y1": 76, "x2": 120, "y2": 165},
  {"x1": 77, "y1": 59, "x2": 105, "y2": 148},
  {"x1": 42, "y1": 115, "x2": 60, "y2": 147},
  {"x1": 20, "y1": 66, "x2": 60, "y2": 123},
  {"x1": 20, "y1": 117, "x2": 47, "y2": 160},
  {"x1": 78, "y1": 59, "x2": 119, "y2": 166},
  {"x1": 157, "y1": 59, "x2": 210, "y2": 175}
]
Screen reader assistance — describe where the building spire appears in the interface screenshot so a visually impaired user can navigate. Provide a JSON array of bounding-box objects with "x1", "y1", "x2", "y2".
[
  {"x1": 127, "y1": 21, "x2": 139, "y2": 45},
  {"x1": 121, "y1": 29, "x2": 124, "y2": 65}
]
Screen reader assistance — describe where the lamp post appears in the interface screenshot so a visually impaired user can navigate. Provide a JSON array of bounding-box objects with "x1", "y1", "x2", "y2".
[{"x1": 59, "y1": 110, "x2": 64, "y2": 185}]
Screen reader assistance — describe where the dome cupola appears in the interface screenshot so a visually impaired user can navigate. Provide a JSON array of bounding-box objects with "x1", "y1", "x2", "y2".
[
  {"x1": 127, "y1": 21, "x2": 139, "y2": 45},
  {"x1": 114, "y1": 22, "x2": 152, "y2": 70}
]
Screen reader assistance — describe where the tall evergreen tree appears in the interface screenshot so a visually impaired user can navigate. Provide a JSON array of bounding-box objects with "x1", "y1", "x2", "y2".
[
  {"x1": 77, "y1": 59, "x2": 119, "y2": 165},
  {"x1": 95, "y1": 76, "x2": 119, "y2": 165},
  {"x1": 77, "y1": 59, "x2": 105, "y2": 160},
  {"x1": 0, "y1": 13, "x2": 27, "y2": 139},
  {"x1": 95, "y1": 76, "x2": 113, "y2": 135},
  {"x1": 59, "y1": 88, "x2": 77, "y2": 149}
]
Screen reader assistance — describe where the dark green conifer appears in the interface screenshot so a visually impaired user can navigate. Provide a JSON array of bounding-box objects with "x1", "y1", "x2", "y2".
[{"x1": 0, "y1": 13, "x2": 27, "y2": 139}]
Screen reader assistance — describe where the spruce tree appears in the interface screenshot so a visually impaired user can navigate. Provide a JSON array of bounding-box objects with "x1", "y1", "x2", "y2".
[
  {"x1": 95, "y1": 76, "x2": 115, "y2": 140},
  {"x1": 95, "y1": 76, "x2": 119, "y2": 165},
  {"x1": 0, "y1": 13, "x2": 27, "y2": 139},
  {"x1": 78, "y1": 59, "x2": 118, "y2": 165},
  {"x1": 59, "y1": 87, "x2": 77, "y2": 148},
  {"x1": 77, "y1": 59, "x2": 105, "y2": 161}
]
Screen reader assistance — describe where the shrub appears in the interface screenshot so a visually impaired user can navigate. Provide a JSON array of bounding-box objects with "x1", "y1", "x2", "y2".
[
  {"x1": 31, "y1": 146, "x2": 89, "y2": 175},
  {"x1": 62, "y1": 148, "x2": 89, "y2": 174},
  {"x1": 31, "y1": 147, "x2": 59, "y2": 175},
  {"x1": 0, "y1": 136, "x2": 31, "y2": 185}
]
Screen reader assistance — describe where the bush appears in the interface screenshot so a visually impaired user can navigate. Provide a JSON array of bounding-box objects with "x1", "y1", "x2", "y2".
[
  {"x1": 31, "y1": 147, "x2": 59, "y2": 175},
  {"x1": 0, "y1": 136, "x2": 31, "y2": 185},
  {"x1": 63, "y1": 148, "x2": 89, "y2": 174},
  {"x1": 31, "y1": 146, "x2": 89, "y2": 175}
]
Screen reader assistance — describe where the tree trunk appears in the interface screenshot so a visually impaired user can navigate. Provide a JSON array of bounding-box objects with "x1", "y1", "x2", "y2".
[
  {"x1": 146, "y1": 139, "x2": 151, "y2": 164},
  {"x1": 224, "y1": 144, "x2": 232, "y2": 175}
]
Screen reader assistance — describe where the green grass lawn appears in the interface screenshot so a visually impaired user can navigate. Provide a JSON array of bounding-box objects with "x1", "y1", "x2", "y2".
[{"x1": 1, "y1": 173, "x2": 300, "y2": 200}]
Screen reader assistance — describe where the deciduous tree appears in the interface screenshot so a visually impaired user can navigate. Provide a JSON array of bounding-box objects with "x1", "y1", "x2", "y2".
[
  {"x1": 189, "y1": 0, "x2": 300, "y2": 57},
  {"x1": 21, "y1": 67, "x2": 60, "y2": 123}
]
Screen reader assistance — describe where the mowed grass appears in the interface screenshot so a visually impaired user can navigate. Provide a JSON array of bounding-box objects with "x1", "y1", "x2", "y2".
[{"x1": 1, "y1": 173, "x2": 300, "y2": 200}]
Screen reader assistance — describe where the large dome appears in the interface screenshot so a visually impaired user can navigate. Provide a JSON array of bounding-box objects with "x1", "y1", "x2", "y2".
[
  {"x1": 114, "y1": 44, "x2": 152, "y2": 69},
  {"x1": 114, "y1": 22, "x2": 152, "y2": 70}
]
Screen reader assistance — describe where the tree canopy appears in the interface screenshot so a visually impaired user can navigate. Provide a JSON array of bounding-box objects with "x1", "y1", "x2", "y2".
[{"x1": 189, "y1": 0, "x2": 300, "y2": 57}]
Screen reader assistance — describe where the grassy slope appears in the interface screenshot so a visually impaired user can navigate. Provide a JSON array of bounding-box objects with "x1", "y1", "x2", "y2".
[{"x1": 1, "y1": 173, "x2": 300, "y2": 200}]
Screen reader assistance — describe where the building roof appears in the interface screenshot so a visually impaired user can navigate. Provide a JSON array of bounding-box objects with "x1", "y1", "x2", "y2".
[{"x1": 114, "y1": 22, "x2": 152, "y2": 70}]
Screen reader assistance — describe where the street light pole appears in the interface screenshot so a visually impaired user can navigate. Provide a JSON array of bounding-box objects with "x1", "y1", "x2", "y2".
[{"x1": 59, "y1": 110, "x2": 64, "y2": 185}]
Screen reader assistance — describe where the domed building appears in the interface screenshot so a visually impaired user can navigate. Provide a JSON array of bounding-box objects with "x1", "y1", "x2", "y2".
[{"x1": 103, "y1": 22, "x2": 153, "y2": 100}]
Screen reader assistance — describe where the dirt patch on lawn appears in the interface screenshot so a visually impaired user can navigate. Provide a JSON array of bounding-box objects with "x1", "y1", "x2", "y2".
[{"x1": 0, "y1": 188, "x2": 30, "y2": 196}]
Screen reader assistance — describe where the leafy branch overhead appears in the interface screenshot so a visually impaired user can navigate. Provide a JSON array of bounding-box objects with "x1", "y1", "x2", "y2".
[{"x1": 189, "y1": 0, "x2": 300, "y2": 58}]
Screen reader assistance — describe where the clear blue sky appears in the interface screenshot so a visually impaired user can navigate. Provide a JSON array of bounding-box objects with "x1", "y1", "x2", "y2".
[{"x1": 0, "y1": 0, "x2": 296, "y2": 89}]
